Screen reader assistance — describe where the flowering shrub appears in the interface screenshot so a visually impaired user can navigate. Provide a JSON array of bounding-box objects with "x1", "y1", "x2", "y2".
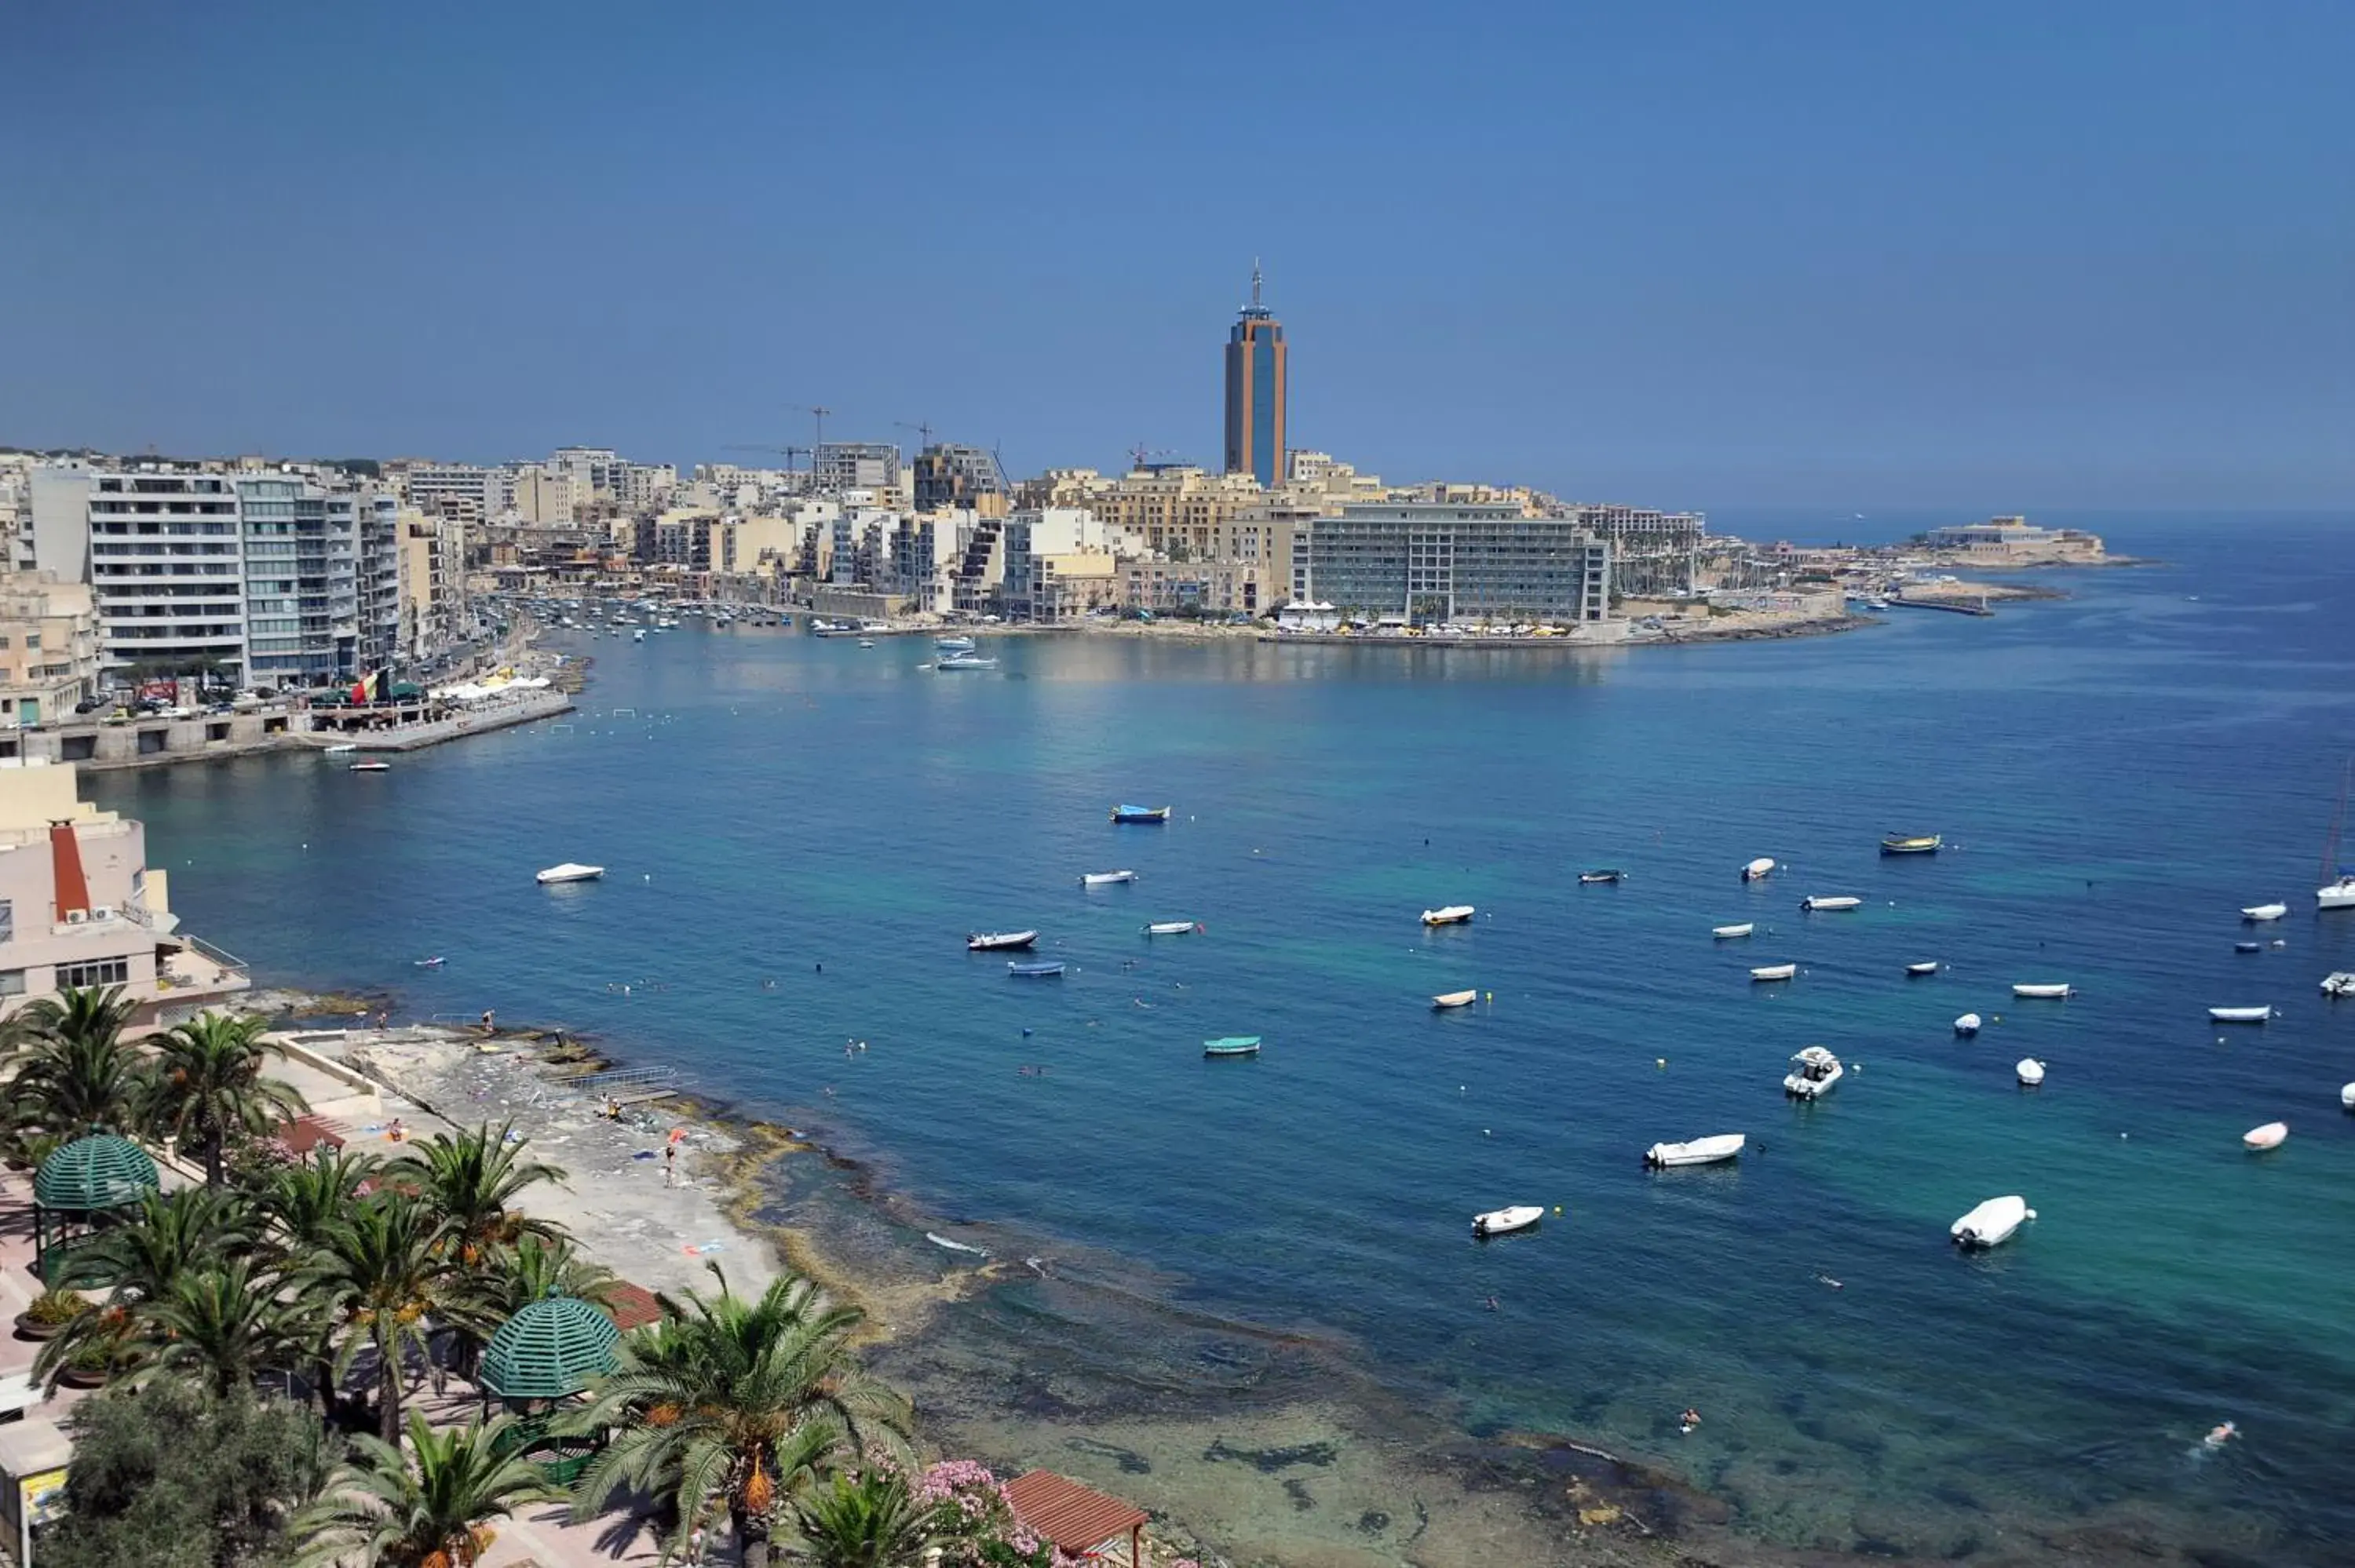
[
  {"x1": 911, "y1": 1460, "x2": 1094, "y2": 1568},
  {"x1": 224, "y1": 1130, "x2": 300, "y2": 1187}
]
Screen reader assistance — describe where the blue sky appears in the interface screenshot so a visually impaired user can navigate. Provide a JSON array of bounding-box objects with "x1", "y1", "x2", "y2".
[{"x1": 4, "y1": 1, "x2": 2347, "y2": 512}]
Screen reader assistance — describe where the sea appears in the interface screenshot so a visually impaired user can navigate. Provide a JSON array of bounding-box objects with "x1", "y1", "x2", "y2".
[{"x1": 93, "y1": 512, "x2": 2355, "y2": 1565}]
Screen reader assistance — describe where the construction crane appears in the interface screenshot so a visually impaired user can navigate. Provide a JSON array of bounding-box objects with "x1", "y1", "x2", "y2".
[
  {"x1": 894, "y1": 421, "x2": 936, "y2": 450},
  {"x1": 803, "y1": 405, "x2": 832, "y2": 452},
  {"x1": 1129, "y1": 442, "x2": 1177, "y2": 471}
]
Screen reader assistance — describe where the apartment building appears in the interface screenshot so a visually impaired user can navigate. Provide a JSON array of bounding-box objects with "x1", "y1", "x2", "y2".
[
  {"x1": 0, "y1": 760, "x2": 248, "y2": 1028},
  {"x1": 399, "y1": 512, "x2": 470, "y2": 662},
  {"x1": 1297, "y1": 503, "x2": 1612, "y2": 625},
  {"x1": 0, "y1": 576, "x2": 100, "y2": 726},
  {"x1": 78, "y1": 470, "x2": 248, "y2": 677}
]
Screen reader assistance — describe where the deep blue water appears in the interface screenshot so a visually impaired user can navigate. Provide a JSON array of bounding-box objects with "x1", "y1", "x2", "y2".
[{"x1": 98, "y1": 514, "x2": 2355, "y2": 1562}]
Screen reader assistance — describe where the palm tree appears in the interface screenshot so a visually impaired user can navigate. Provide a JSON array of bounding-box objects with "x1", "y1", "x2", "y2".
[
  {"x1": 262, "y1": 1145, "x2": 384, "y2": 1254},
  {"x1": 786, "y1": 1470, "x2": 947, "y2": 1568},
  {"x1": 480, "y1": 1233, "x2": 618, "y2": 1318},
  {"x1": 569, "y1": 1267, "x2": 912, "y2": 1568},
  {"x1": 140, "y1": 1260, "x2": 312, "y2": 1398},
  {"x1": 304, "y1": 1194, "x2": 480, "y2": 1446},
  {"x1": 144, "y1": 1012, "x2": 308, "y2": 1186},
  {"x1": 10, "y1": 986, "x2": 146, "y2": 1136},
  {"x1": 294, "y1": 1411, "x2": 560, "y2": 1568},
  {"x1": 73, "y1": 1186, "x2": 258, "y2": 1304},
  {"x1": 397, "y1": 1121, "x2": 566, "y2": 1264}
]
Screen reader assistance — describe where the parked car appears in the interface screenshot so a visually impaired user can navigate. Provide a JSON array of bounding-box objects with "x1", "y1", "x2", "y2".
[{"x1": 72, "y1": 699, "x2": 101, "y2": 714}]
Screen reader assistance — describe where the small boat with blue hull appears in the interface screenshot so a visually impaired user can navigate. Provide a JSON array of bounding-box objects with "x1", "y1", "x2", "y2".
[
  {"x1": 1007, "y1": 960, "x2": 1065, "y2": 978},
  {"x1": 1203, "y1": 1036, "x2": 1261, "y2": 1058},
  {"x1": 1111, "y1": 804, "x2": 1172, "y2": 824}
]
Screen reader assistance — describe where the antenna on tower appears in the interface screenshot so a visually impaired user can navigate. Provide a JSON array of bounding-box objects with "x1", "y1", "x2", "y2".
[{"x1": 1251, "y1": 257, "x2": 1263, "y2": 311}]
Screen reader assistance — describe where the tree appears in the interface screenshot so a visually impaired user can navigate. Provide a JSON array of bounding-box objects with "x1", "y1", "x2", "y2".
[
  {"x1": 480, "y1": 1232, "x2": 618, "y2": 1318},
  {"x1": 396, "y1": 1121, "x2": 565, "y2": 1264},
  {"x1": 786, "y1": 1470, "x2": 947, "y2": 1568},
  {"x1": 261, "y1": 1147, "x2": 385, "y2": 1420},
  {"x1": 72, "y1": 1187, "x2": 258, "y2": 1304},
  {"x1": 569, "y1": 1267, "x2": 912, "y2": 1568},
  {"x1": 11, "y1": 985, "x2": 146, "y2": 1134},
  {"x1": 293, "y1": 1412, "x2": 559, "y2": 1568},
  {"x1": 141, "y1": 1262, "x2": 312, "y2": 1399},
  {"x1": 144, "y1": 1012, "x2": 307, "y2": 1187},
  {"x1": 45, "y1": 1381, "x2": 334, "y2": 1568},
  {"x1": 304, "y1": 1194, "x2": 476, "y2": 1446}
]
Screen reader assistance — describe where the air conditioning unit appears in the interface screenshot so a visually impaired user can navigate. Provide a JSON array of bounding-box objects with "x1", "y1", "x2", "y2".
[
  {"x1": 89, "y1": 906, "x2": 115, "y2": 921},
  {"x1": 64, "y1": 910, "x2": 86, "y2": 924}
]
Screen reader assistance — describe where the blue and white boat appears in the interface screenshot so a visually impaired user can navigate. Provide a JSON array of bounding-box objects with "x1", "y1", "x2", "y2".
[
  {"x1": 1008, "y1": 960, "x2": 1065, "y2": 978},
  {"x1": 937, "y1": 653, "x2": 996, "y2": 669},
  {"x1": 1111, "y1": 804, "x2": 1172, "y2": 824}
]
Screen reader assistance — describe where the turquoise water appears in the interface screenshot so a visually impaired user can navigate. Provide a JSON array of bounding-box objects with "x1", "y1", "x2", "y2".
[{"x1": 99, "y1": 515, "x2": 2355, "y2": 1563}]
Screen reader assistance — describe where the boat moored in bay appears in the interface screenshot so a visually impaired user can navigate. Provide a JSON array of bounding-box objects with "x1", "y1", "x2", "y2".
[
  {"x1": 1802, "y1": 895, "x2": 1863, "y2": 912},
  {"x1": 1751, "y1": 962, "x2": 1798, "y2": 982},
  {"x1": 2244, "y1": 1120, "x2": 2288, "y2": 1150},
  {"x1": 1144, "y1": 921, "x2": 1202, "y2": 935},
  {"x1": 1111, "y1": 804, "x2": 1172, "y2": 824},
  {"x1": 1579, "y1": 870, "x2": 1625, "y2": 884},
  {"x1": 1951, "y1": 1195, "x2": 2036, "y2": 1249},
  {"x1": 967, "y1": 930, "x2": 1039, "y2": 952},
  {"x1": 2016, "y1": 1057, "x2": 2045, "y2": 1085},
  {"x1": 1472, "y1": 1205, "x2": 1543, "y2": 1238},
  {"x1": 1712, "y1": 922, "x2": 1754, "y2": 939},
  {"x1": 1080, "y1": 870, "x2": 1137, "y2": 887},
  {"x1": 1203, "y1": 1035, "x2": 1261, "y2": 1058},
  {"x1": 2241, "y1": 902, "x2": 2288, "y2": 922},
  {"x1": 1783, "y1": 1045, "x2": 1843, "y2": 1098},
  {"x1": 1645, "y1": 1132, "x2": 1745, "y2": 1168},
  {"x1": 536, "y1": 862, "x2": 604, "y2": 884},
  {"x1": 1432, "y1": 989, "x2": 1478, "y2": 1009},
  {"x1": 1007, "y1": 960, "x2": 1065, "y2": 978},
  {"x1": 2013, "y1": 983, "x2": 2072, "y2": 999},
  {"x1": 1882, "y1": 833, "x2": 1943, "y2": 855},
  {"x1": 1954, "y1": 1012, "x2": 1982, "y2": 1036},
  {"x1": 1906, "y1": 961, "x2": 1941, "y2": 976},
  {"x1": 1741, "y1": 857, "x2": 1776, "y2": 881},
  {"x1": 1422, "y1": 904, "x2": 1476, "y2": 926},
  {"x1": 2208, "y1": 1005, "x2": 2273, "y2": 1023}
]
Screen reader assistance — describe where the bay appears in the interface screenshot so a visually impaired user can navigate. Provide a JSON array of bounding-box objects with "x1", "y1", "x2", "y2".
[{"x1": 97, "y1": 512, "x2": 2355, "y2": 1563}]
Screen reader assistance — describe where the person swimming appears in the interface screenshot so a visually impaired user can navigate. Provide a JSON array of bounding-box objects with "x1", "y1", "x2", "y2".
[{"x1": 2204, "y1": 1421, "x2": 2238, "y2": 1448}]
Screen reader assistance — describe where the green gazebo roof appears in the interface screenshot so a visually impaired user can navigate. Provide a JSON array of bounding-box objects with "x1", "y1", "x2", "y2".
[
  {"x1": 480, "y1": 1292, "x2": 620, "y2": 1401},
  {"x1": 34, "y1": 1133, "x2": 159, "y2": 1212}
]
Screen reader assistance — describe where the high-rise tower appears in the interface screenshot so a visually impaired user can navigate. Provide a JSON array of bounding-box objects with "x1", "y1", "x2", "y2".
[{"x1": 1223, "y1": 262, "x2": 1287, "y2": 487}]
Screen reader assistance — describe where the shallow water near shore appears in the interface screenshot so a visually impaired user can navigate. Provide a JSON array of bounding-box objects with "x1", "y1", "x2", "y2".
[{"x1": 100, "y1": 512, "x2": 2355, "y2": 1565}]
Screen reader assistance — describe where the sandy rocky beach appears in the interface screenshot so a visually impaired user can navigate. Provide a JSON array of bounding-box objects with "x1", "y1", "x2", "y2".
[{"x1": 252, "y1": 991, "x2": 1796, "y2": 1568}]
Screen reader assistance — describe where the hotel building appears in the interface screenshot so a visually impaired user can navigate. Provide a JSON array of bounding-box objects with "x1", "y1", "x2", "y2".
[{"x1": 1222, "y1": 264, "x2": 1287, "y2": 488}]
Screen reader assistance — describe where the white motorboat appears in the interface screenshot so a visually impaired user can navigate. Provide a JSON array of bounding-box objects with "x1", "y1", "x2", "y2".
[
  {"x1": 1906, "y1": 961, "x2": 1941, "y2": 976},
  {"x1": 2207, "y1": 1005, "x2": 2274, "y2": 1023},
  {"x1": 937, "y1": 653, "x2": 997, "y2": 669},
  {"x1": 1422, "y1": 905, "x2": 1476, "y2": 927},
  {"x1": 2013, "y1": 983, "x2": 2072, "y2": 999},
  {"x1": 2321, "y1": 876, "x2": 2355, "y2": 911},
  {"x1": 2324, "y1": 972, "x2": 2355, "y2": 997},
  {"x1": 1802, "y1": 895, "x2": 1863, "y2": 912},
  {"x1": 535, "y1": 862, "x2": 605, "y2": 884},
  {"x1": 935, "y1": 636, "x2": 977, "y2": 653},
  {"x1": 1955, "y1": 1012, "x2": 1983, "y2": 1036},
  {"x1": 1472, "y1": 1205, "x2": 1543, "y2": 1238},
  {"x1": 1432, "y1": 990, "x2": 1479, "y2": 1009},
  {"x1": 1645, "y1": 1132, "x2": 1745, "y2": 1169},
  {"x1": 1080, "y1": 870, "x2": 1137, "y2": 887},
  {"x1": 2016, "y1": 1057, "x2": 2045, "y2": 1085},
  {"x1": 2341, "y1": 1082, "x2": 2355, "y2": 1111},
  {"x1": 2240, "y1": 903, "x2": 2288, "y2": 922},
  {"x1": 966, "y1": 930, "x2": 1039, "y2": 952},
  {"x1": 633, "y1": 629, "x2": 646, "y2": 642},
  {"x1": 2243, "y1": 1120, "x2": 2288, "y2": 1150},
  {"x1": 1783, "y1": 1045, "x2": 1842, "y2": 1098},
  {"x1": 1750, "y1": 963, "x2": 1798, "y2": 982},
  {"x1": 1951, "y1": 1195, "x2": 2036, "y2": 1249},
  {"x1": 1143, "y1": 921, "x2": 1201, "y2": 935},
  {"x1": 348, "y1": 760, "x2": 390, "y2": 773},
  {"x1": 1741, "y1": 857, "x2": 1776, "y2": 882},
  {"x1": 1712, "y1": 922, "x2": 1754, "y2": 939}
]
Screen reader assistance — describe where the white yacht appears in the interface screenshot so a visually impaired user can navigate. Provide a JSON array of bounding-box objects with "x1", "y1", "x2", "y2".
[
  {"x1": 2240, "y1": 902, "x2": 2288, "y2": 922},
  {"x1": 535, "y1": 862, "x2": 605, "y2": 884},
  {"x1": 2320, "y1": 875, "x2": 2355, "y2": 911},
  {"x1": 1951, "y1": 1195, "x2": 2036, "y2": 1249},
  {"x1": 1645, "y1": 1133, "x2": 1745, "y2": 1168},
  {"x1": 1783, "y1": 1045, "x2": 1842, "y2": 1098}
]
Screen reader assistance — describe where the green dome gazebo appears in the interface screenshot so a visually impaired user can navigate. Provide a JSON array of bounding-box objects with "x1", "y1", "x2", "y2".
[
  {"x1": 33, "y1": 1132, "x2": 159, "y2": 1286},
  {"x1": 480, "y1": 1289, "x2": 620, "y2": 1482}
]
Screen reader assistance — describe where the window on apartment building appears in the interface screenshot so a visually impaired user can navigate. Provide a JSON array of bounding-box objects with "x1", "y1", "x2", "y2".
[
  {"x1": 0, "y1": 971, "x2": 23, "y2": 998},
  {"x1": 57, "y1": 958, "x2": 130, "y2": 989},
  {"x1": 0, "y1": 902, "x2": 11, "y2": 943}
]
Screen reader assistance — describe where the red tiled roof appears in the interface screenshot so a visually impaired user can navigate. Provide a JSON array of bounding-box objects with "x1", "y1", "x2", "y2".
[
  {"x1": 279, "y1": 1115, "x2": 347, "y2": 1155},
  {"x1": 1005, "y1": 1470, "x2": 1148, "y2": 1555},
  {"x1": 600, "y1": 1281, "x2": 664, "y2": 1333}
]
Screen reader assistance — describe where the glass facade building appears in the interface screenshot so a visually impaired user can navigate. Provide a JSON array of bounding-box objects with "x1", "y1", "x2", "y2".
[{"x1": 1222, "y1": 270, "x2": 1287, "y2": 488}]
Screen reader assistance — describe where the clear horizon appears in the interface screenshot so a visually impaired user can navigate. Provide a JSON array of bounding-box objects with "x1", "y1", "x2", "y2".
[{"x1": 5, "y1": 1, "x2": 2348, "y2": 512}]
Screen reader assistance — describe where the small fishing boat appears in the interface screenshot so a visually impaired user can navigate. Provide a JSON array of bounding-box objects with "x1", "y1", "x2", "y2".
[
  {"x1": 2241, "y1": 902, "x2": 2288, "y2": 922},
  {"x1": 2207, "y1": 1005, "x2": 2273, "y2": 1023},
  {"x1": 1110, "y1": 804, "x2": 1172, "y2": 823},
  {"x1": 1007, "y1": 960, "x2": 1065, "y2": 978},
  {"x1": 937, "y1": 653, "x2": 996, "y2": 669},
  {"x1": 1422, "y1": 905, "x2": 1476, "y2": 927},
  {"x1": 1080, "y1": 870, "x2": 1137, "y2": 887},
  {"x1": 349, "y1": 760, "x2": 390, "y2": 773},
  {"x1": 1741, "y1": 857, "x2": 1776, "y2": 881},
  {"x1": 2324, "y1": 972, "x2": 2355, "y2": 997},
  {"x1": 1751, "y1": 963, "x2": 1798, "y2": 982},
  {"x1": 2016, "y1": 1057, "x2": 2045, "y2": 1086},
  {"x1": 1472, "y1": 1205, "x2": 1543, "y2": 1238},
  {"x1": 1783, "y1": 1045, "x2": 1843, "y2": 1098},
  {"x1": 1645, "y1": 1132, "x2": 1745, "y2": 1169},
  {"x1": 1906, "y1": 961, "x2": 1941, "y2": 976},
  {"x1": 1432, "y1": 990, "x2": 1479, "y2": 1009},
  {"x1": 1802, "y1": 895, "x2": 1862, "y2": 912},
  {"x1": 1203, "y1": 1036, "x2": 1261, "y2": 1058},
  {"x1": 966, "y1": 930, "x2": 1039, "y2": 952},
  {"x1": 2234, "y1": 941, "x2": 2262, "y2": 954},
  {"x1": 2243, "y1": 1120, "x2": 2287, "y2": 1150},
  {"x1": 414, "y1": 956, "x2": 446, "y2": 968},
  {"x1": 323, "y1": 742, "x2": 358, "y2": 755},
  {"x1": 1712, "y1": 922, "x2": 1754, "y2": 939},
  {"x1": 1882, "y1": 833, "x2": 1943, "y2": 855},
  {"x1": 2012, "y1": 983, "x2": 2072, "y2": 999},
  {"x1": 1951, "y1": 1195, "x2": 2036, "y2": 1249},
  {"x1": 536, "y1": 862, "x2": 605, "y2": 884},
  {"x1": 1955, "y1": 1012, "x2": 1982, "y2": 1036},
  {"x1": 1143, "y1": 921, "x2": 1201, "y2": 935},
  {"x1": 1579, "y1": 870, "x2": 1625, "y2": 884}
]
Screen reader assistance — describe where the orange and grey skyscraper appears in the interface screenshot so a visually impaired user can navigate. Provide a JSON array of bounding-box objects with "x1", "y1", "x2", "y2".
[{"x1": 1223, "y1": 262, "x2": 1287, "y2": 487}]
